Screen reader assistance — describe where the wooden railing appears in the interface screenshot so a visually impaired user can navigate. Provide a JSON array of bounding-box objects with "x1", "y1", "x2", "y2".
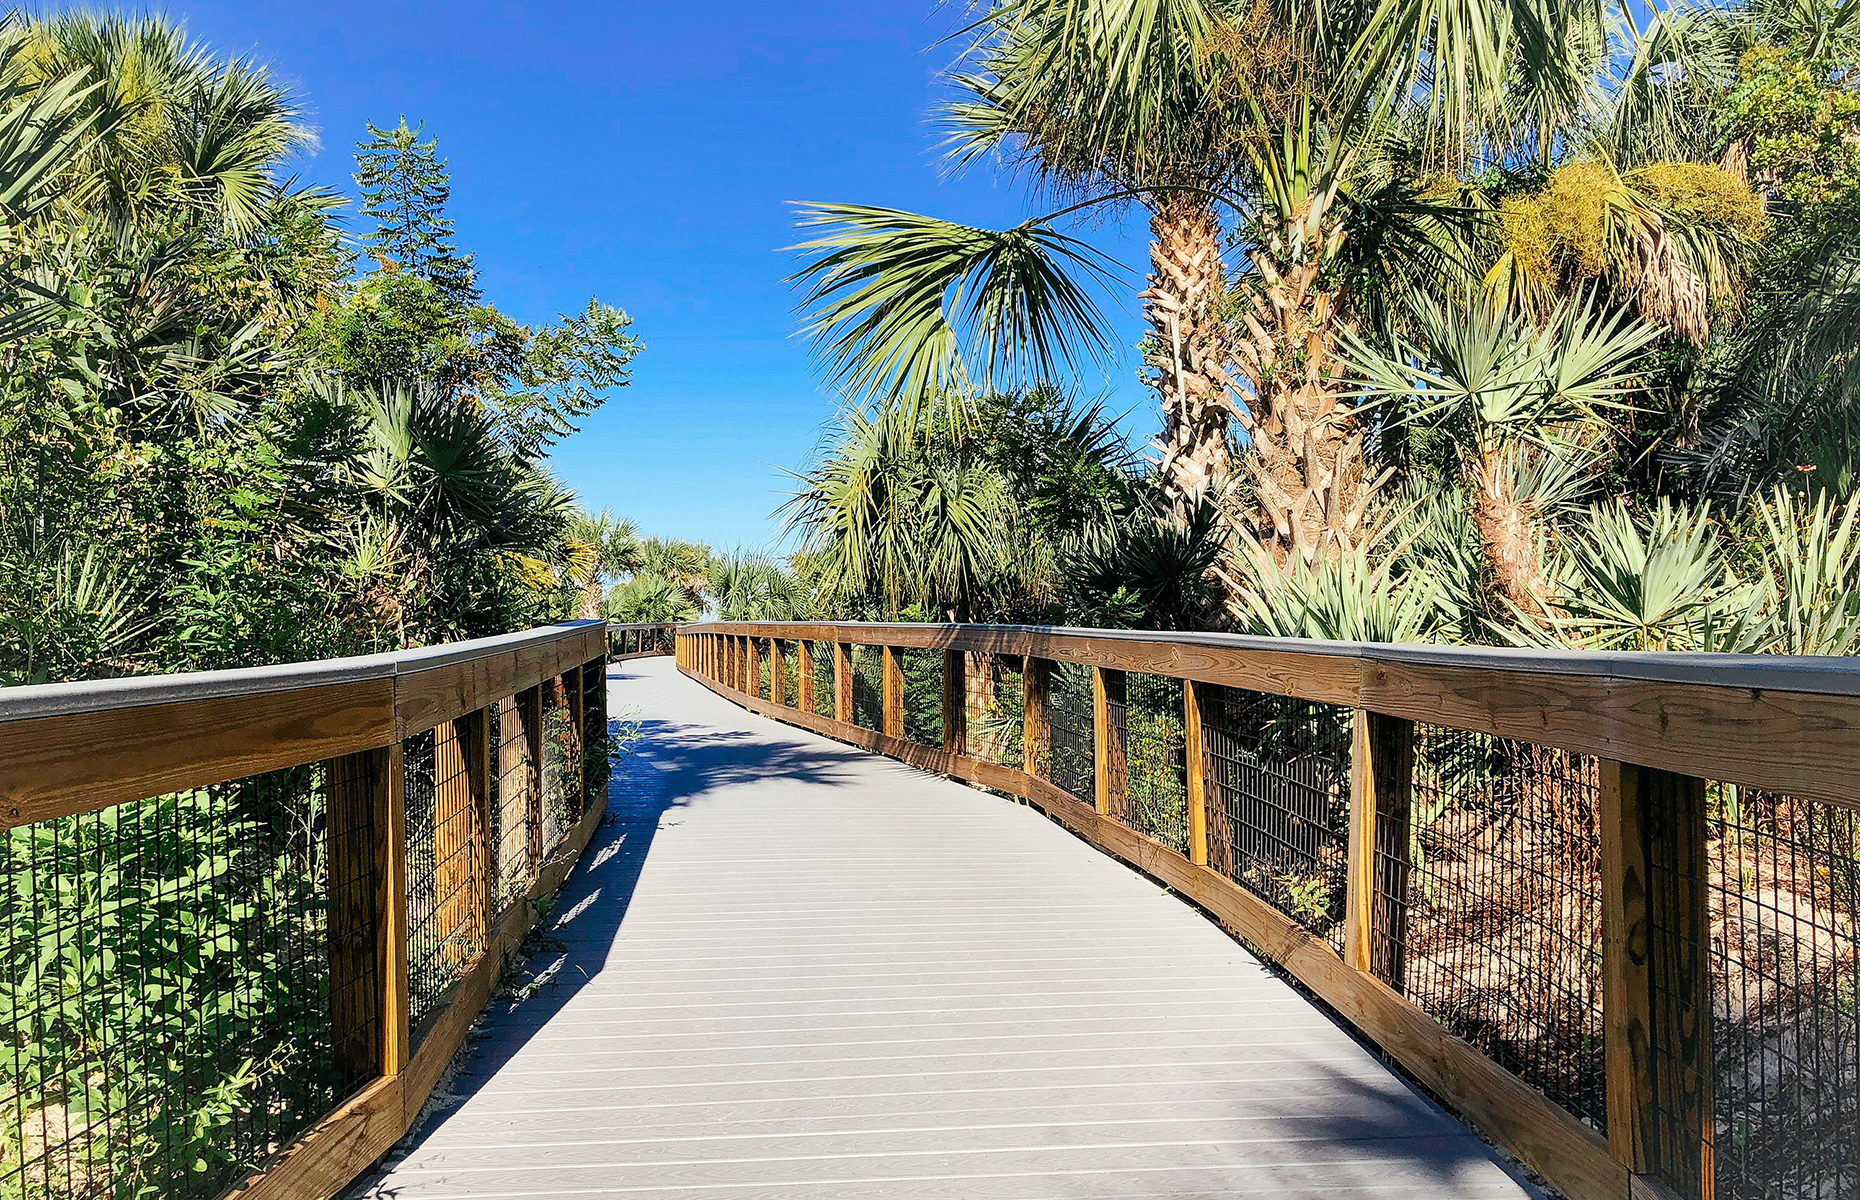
[
  {"x1": 606, "y1": 622, "x2": 677, "y2": 661},
  {"x1": 676, "y1": 621, "x2": 1860, "y2": 1200},
  {"x1": 0, "y1": 622, "x2": 612, "y2": 1200}
]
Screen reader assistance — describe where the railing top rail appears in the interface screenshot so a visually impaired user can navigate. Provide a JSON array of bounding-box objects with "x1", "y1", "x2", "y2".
[
  {"x1": 0, "y1": 619, "x2": 606, "y2": 725},
  {"x1": 605, "y1": 622, "x2": 677, "y2": 631},
  {"x1": 680, "y1": 619, "x2": 1860, "y2": 700}
]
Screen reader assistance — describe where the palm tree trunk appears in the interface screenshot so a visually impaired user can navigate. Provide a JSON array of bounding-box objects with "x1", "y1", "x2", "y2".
[
  {"x1": 577, "y1": 577, "x2": 605, "y2": 620},
  {"x1": 1144, "y1": 196, "x2": 1233, "y2": 505},
  {"x1": 1471, "y1": 447, "x2": 1549, "y2": 616},
  {"x1": 1228, "y1": 217, "x2": 1379, "y2": 567}
]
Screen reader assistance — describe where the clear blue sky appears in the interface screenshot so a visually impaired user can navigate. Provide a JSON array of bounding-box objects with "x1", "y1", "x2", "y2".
[{"x1": 164, "y1": 1, "x2": 1155, "y2": 550}]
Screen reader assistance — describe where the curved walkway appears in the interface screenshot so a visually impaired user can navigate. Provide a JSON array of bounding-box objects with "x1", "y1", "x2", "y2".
[{"x1": 356, "y1": 655, "x2": 1538, "y2": 1200}]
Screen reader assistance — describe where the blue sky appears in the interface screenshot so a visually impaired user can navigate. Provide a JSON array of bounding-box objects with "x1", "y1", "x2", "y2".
[{"x1": 164, "y1": 1, "x2": 1156, "y2": 549}]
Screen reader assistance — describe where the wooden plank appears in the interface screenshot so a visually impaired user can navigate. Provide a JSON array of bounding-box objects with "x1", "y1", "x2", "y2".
[
  {"x1": 834, "y1": 642, "x2": 853, "y2": 723},
  {"x1": 0, "y1": 678, "x2": 394, "y2": 829},
  {"x1": 1023, "y1": 657, "x2": 1051, "y2": 782},
  {"x1": 1092, "y1": 667, "x2": 1126, "y2": 819},
  {"x1": 380, "y1": 740, "x2": 409, "y2": 1077},
  {"x1": 433, "y1": 718, "x2": 478, "y2": 969},
  {"x1": 1358, "y1": 658, "x2": 1860, "y2": 813},
  {"x1": 325, "y1": 748, "x2": 384, "y2": 1089},
  {"x1": 1603, "y1": 761, "x2": 1715, "y2": 1200},
  {"x1": 464, "y1": 706, "x2": 493, "y2": 957},
  {"x1": 1185, "y1": 679, "x2": 1209, "y2": 867},
  {"x1": 518, "y1": 685, "x2": 545, "y2": 873},
  {"x1": 396, "y1": 630, "x2": 602, "y2": 738},
  {"x1": 1345, "y1": 711, "x2": 1415, "y2": 984},
  {"x1": 942, "y1": 647, "x2": 967, "y2": 757},
  {"x1": 1603, "y1": 757, "x2": 1655, "y2": 1178},
  {"x1": 882, "y1": 644, "x2": 904, "y2": 739}
]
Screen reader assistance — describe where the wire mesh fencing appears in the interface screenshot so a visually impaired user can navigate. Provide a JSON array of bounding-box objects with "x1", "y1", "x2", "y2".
[
  {"x1": 778, "y1": 641, "x2": 799, "y2": 708},
  {"x1": 1122, "y1": 674, "x2": 1189, "y2": 855},
  {"x1": 1388, "y1": 725, "x2": 1608, "y2": 1133},
  {"x1": 541, "y1": 680, "x2": 580, "y2": 859},
  {"x1": 970, "y1": 655, "x2": 1024, "y2": 769},
  {"x1": 810, "y1": 641, "x2": 836, "y2": 719},
  {"x1": 493, "y1": 695, "x2": 538, "y2": 917},
  {"x1": 1200, "y1": 684, "x2": 1353, "y2": 953},
  {"x1": 851, "y1": 645, "x2": 884, "y2": 732},
  {"x1": 1671, "y1": 787, "x2": 1860, "y2": 1200},
  {"x1": 403, "y1": 724, "x2": 485, "y2": 1036},
  {"x1": 900, "y1": 649, "x2": 943, "y2": 747},
  {"x1": 1048, "y1": 662, "x2": 1094, "y2": 804},
  {"x1": 0, "y1": 767, "x2": 347, "y2": 1200}
]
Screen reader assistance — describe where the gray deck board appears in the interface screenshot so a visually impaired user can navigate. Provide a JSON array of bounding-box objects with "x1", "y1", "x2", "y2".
[{"x1": 353, "y1": 656, "x2": 1537, "y2": 1200}]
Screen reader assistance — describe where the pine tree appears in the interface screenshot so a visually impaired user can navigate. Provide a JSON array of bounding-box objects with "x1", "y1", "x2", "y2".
[{"x1": 353, "y1": 118, "x2": 479, "y2": 307}]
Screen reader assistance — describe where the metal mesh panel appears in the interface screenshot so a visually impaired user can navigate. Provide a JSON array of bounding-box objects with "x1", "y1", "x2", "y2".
[
  {"x1": 851, "y1": 645, "x2": 884, "y2": 731},
  {"x1": 1, "y1": 767, "x2": 349, "y2": 1200},
  {"x1": 403, "y1": 725, "x2": 483, "y2": 1035},
  {"x1": 778, "y1": 642, "x2": 799, "y2": 708},
  {"x1": 1048, "y1": 662, "x2": 1094, "y2": 804},
  {"x1": 493, "y1": 696, "x2": 537, "y2": 917},
  {"x1": 1202, "y1": 685, "x2": 1351, "y2": 952},
  {"x1": 541, "y1": 679, "x2": 580, "y2": 858},
  {"x1": 972, "y1": 657, "x2": 1024, "y2": 769},
  {"x1": 582, "y1": 665, "x2": 609, "y2": 814},
  {"x1": 810, "y1": 641, "x2": 836, "y2": 719},
  {"x1": 1667, "y1": 789, "x2": 1860, "y2": 1200},
  {"x1": 1123, "y1": 674, "x2": 1189, "y2": 855},
  {"x1": 900, "y1": 648, "x2": 943, "y2": 748},
  {"x1": 756, "y1": 643, "x2": 772, "y2": 701},
  {"x1": 1392, "y1": 725, "x2": 1607, "y2": 1131}
]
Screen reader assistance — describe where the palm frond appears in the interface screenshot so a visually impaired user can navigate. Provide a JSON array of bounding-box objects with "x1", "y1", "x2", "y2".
[{"x1": 789, "y1": 203, "x2": 1121, "y2": 416}]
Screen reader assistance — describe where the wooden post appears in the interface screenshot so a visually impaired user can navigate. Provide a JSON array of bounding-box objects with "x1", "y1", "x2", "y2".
[
  {"x1": 463, "y1": 707, "x2": 493, "y2": 958},
  {"x1": 1022, "y1": 657, "x2": 1051, "y2": 781},
  {"x1": 1603, "y1": 760, "x2": 1715, "y2": 1200},
  {"x1": 798, "y1": 640, "x2": 815, "y2": 714},
  {"x1": 325, "y1": 747, "x2": 386, "y2": 1086},
  {"x1": 517, "y1": 684, "x2": 545, "y2": 871},
  {"x1": 433, "y1": 717, "x2": 478, "y2": 968},
  {"x1": 770, "y1": 639, "x2": 787, "y2": 706},
  {"x1": 1092, "y1": 667, "x2": 1127, "y2": 819},
  {"x1": 1185, "y1": 680, "x2": 1209, "y2": 867},
  {"x1": 380, "y1": 740, "x2": 409, "y2": 1076},
  {"x1": 1345, "y1": 710, "x2": 1416, "y2": 983},
  {"x1": 834, "y1": 642, "x2": 853, "y2": 723},
  {"x1": 942, "y1": 647, "x2": 967, "y2": 757},
  {"x1": 882, "y1": 644, "x2": 904, "y2": 739}
]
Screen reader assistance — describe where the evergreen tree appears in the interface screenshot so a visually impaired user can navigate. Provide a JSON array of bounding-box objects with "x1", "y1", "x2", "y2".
[{"x1": 353, "y1": 117, "x2": 479, "y2": 306}]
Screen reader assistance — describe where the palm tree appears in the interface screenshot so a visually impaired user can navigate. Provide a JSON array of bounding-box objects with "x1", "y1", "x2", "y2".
[
  {"x1": 789, "y1": 0, "x2": 1766, "y2": 576},
  {"x1": 1345, "y1": 294, "x2": 1660, "y2": 611},
  {"x1": 562, "y1": 508, "x2": 639, "y2": 619},
  {"x1": 17, "y1": 13, "x2": 318, "y2": 237},
  {"x1": 605, "y1": 573, "x2": 698, "y2": 624},
  {"x1": 345, "y1": 380, "x2": 573, "y2": 642},
  {"x1": 633, "y1": 537, "x2": 713, "y2": 612},
  {"x1": 784, "y1": 402, "x2": 1015, "y2": 619}
]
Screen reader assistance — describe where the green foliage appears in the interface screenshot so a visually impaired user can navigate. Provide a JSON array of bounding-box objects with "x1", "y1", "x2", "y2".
[
  {"x1": 784, "y1": 386, "x2": 1220, "y2": 627},
  {"x1": 1, "y1": 777, "x2": 344, "y2": 1200},
  {"x1": 354, "y1": 117, "x2": 478, "y2": 305}
]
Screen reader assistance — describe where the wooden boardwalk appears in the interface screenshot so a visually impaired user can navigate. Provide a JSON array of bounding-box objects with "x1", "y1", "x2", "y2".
[{"x1": 354, "y1": 656, "x2": 1539, "y2": 1200}]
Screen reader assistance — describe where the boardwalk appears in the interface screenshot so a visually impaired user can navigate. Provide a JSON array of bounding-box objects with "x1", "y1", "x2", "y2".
[{"x1": 355, "y1": 655, "x2": 1539, "y2": 1200}]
